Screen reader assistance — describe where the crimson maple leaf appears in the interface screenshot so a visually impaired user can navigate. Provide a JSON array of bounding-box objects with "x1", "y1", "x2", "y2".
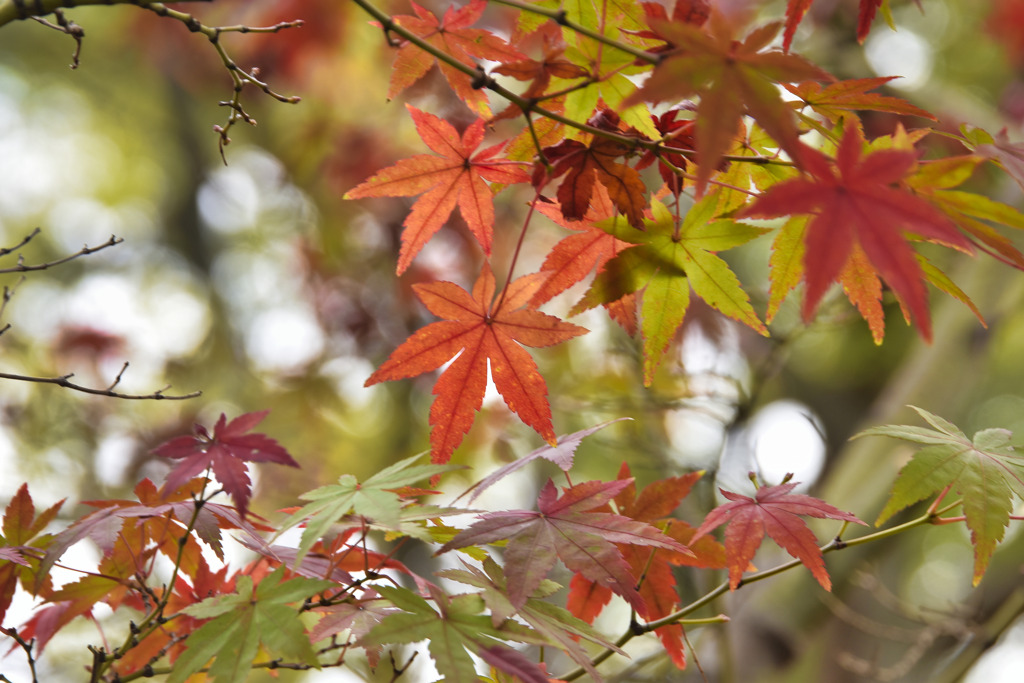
[
  {"x1": 345, "y1": 106, "x2": 529, "y2": 274},
  {"x1": 691, "y1": 481, "x2": 864, "y2": 590},
  {"x1": 365, "y1": 263, "x2": 587, "y2": 465},
  {"x1": 738, "y1": 120, "x2": 974, "y2": 340},
  {"x1": 440, "y1": 478, "x2": 690, "y2": 610},
  {"x1": 535, "y1": 109, "x2": 647, "y2": 228},
  {"x1": 783, "y1": 0, "x2": 889, "y2": 51},
  {"x1": 387, "y1": 0, "x2": 525, "y2": 117},
  {"x1": 153, "y1": 411, "x2": 299, "y2": 515}
]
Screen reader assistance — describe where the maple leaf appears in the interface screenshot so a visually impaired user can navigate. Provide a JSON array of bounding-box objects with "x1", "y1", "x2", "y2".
[
  {"x1": 967, "y1": 125, "x2": 1024, "y2": 195},
  {"x1": 0, "y1": 484, "x2": 63, "y2": 626},
  {"x1": 782, "y1": 0, "x2": 891, "y2": 50},
  {"x1": 439, "y1": 478, "x2": 690, "y2": 611},
  {"x1": 439, "y1": 556, "x2": 625, "y2": 681},
  {"x1": 859, "y1": 406, "x2": 1024, "y2": 584},
  {"x1": 738, "y1": 120, "x2": 973, "y2": 341},
  {"x1": 459, "y1": 418, "x2": 630, "y2": 503},
  {"x1": 635, "y1": 107, "x2": 698, "y2": 197},
  {"x1": 530, "y1": 183, "x2": 636, "y2": 313},
  {"x1": 345, "y1": 106, "x2": 529, "y2": 274},
  {"x1": 39, "y1": 477, "x2": 273, "y2": 599},
  {"x1": 565, "y1": 464, "x2": 727, "y2": 669},
  {"x1": 365, "y1": 263, "x2": 587, "y2": 465},
  {"x1": 275, "y1": 453, "x2": 461, "y2": 564},
  {"x1": 691, "y1": 481, "x2": 864, "y2": 590},
  {"x1": 786, "y1": 77, "x2": 936, "y2": 124},
  {"x1": 153, "y1": 410, "x2": 299, "y2": 516},
  {"x1": 641, "y1": 0, "x2": 711, "y2": 32},
  {"x1": 387, "y1": 0, "x2": 525, "y2": 117},
  {"x1": 309, "y1": 590, "x2": 396, "y2": 668},
  {"x1": 491, "y1": 32, "x2": 589, "y2": 121},
  {"x1": 535, "y1": 113, "x2": 648, "y2": 228},
  {"x1": 167, "y1": 567, "x2": 330, "y2": 683},
  {"x1": 624, "y1": 13, "x2": 832, "y2": 193},
  {"x1": 360, "y1": 583, "x2": 546, "y2": 683},
  {"x1": 577, "y1": 195, "x2": 768, "y2": 384},
  {"x1": 856, "y1": 0, "x2": 886, "y2": 43}
]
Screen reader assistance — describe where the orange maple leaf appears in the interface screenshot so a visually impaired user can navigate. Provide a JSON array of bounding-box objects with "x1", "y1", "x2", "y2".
[
  {"x1": 387, "y1": 0, "x2": 526, "y2": 117},
  {"x1": 345, "y1": 106, "x2": 529, "y2": 274},
  {"x1": 531, "y1": 185, "x2": 637, "y2": 333},
  {"x1": 365, "y1": 264, "x2": 588, "y2": 464}
]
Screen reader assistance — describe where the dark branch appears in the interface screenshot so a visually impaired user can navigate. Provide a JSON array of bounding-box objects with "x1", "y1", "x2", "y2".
[
  {"x1": 0, "y1": 369, "x2": 201, "y2": 400},
  {"x1": 0, "y1": 234, "x2": 123, "y2": 274}
]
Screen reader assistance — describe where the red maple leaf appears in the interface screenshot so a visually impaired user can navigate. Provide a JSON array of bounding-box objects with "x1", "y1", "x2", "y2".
[
  {"x1": 565, "y1": 464, "x2": 726, "y2": 669},
  {"x1": 365, "y1": 263, "x2": 587, "y2": 465},
  {"x1": 153, "y1": 411, "x2": 299, "y2": 515},
  {"x1": 635, "y1": 107, "x2": 698, "y2": 197},
  {"x1": 345, "y1": 106, "x2": 529, "y2": 274},
  {"x1": 738, "y1": 120, "x2": 973, "y2": 340},
  {"x1": 387, "y1": 0, "x2": 525, "y2": 117},
  {"x1": 691, "y1": 481, "x2": 865, "y2": 590},
  {"x1": 439, "y1": 478, "x2": 690, "y2": 610},
  {"x1": 783, "y1": 0, "x2": 891, "y2": 51}
]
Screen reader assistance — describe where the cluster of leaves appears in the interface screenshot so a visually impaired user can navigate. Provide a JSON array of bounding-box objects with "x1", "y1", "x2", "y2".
[
  {"x1": 5, "y1": 0, "x2": 1024, "y2": 682},
  {"x1": 5, "y1": 404, "x2": 1022, "y2": 682},
  {"x1": 0, "y1": 413, "x2": 872, "y2": 682},
  {"x1": 349, "y1": 0, "x2": 1024, "y2": 461}
]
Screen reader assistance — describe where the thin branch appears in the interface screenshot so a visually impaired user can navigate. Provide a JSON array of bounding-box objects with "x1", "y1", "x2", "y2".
[
  {"x1": 136, "y1": 2, "x2": 303, "y2": 162},
  {"x1": 29, "y1": 8, "x2": 82, "y2": 67},
  {"x1": 0, "y1": 369, "x2": 201, "y2": 400},
  {"x1": 352, "y1": 0, "x2": 789, "y2": 170},
  {"x1": 557, "y1": 505, "x2": 958, "y2": 681},
  {"x1": 0, "y1": 626, "x2": 39, "y2": 683},
  {"x1": 0, "y1": 227, "x2": 41, "y2": 257},
  {"x1": 0, "y1": 234, "x2": 123, "y2": 274},
  {"x1": 0, "y1": 0, "x2": 212, "y2": 29},
  {"x1": 491, "y1": 0, "x2": 660, "y2": 64}
]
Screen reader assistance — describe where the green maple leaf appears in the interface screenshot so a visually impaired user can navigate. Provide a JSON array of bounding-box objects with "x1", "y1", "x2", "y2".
[
  {"x1": 168, "y1": 568, "x2": 331, "y2": 683},
  {"x1": 276, "y1": 454, "x2": 462, "y2": 564},
  {"x1": 860, "y1": 406, "x2": 1024, "y2": 584},
  {"x1": 575, "y1": 194, "x2": 768, "y2": 384},
  {"x1": 360, "y1": 584, "x2": 544, "y2": 683}
]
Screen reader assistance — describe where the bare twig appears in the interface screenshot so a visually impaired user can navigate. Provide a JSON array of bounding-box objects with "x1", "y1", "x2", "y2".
[
  {"x1": 0, "y1": 0, "x2": 212, "y2": 28},
  {"x1": 0, "y1": 626, "x2": 39, "y2": 683},
  {"x1": 29, "y1": 8, "x2": 82, "y2": 67},
  {"x1": 0, "y1": 227, "x2": 41, "y2": 257},
  {"x1": 0, "y1": 234, "x2": 123, "y2": 274},
  {"x1": 0, "y1": 370, "x2": 201, "y2": 400},
  {"x1": 137, "y1": 2, "x2": 303, "y2": 162}
]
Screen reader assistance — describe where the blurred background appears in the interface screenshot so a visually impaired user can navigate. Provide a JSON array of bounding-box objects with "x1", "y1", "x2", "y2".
[{"x1": 2, "y1": 0, "x2": 1024, "y2": 680}]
